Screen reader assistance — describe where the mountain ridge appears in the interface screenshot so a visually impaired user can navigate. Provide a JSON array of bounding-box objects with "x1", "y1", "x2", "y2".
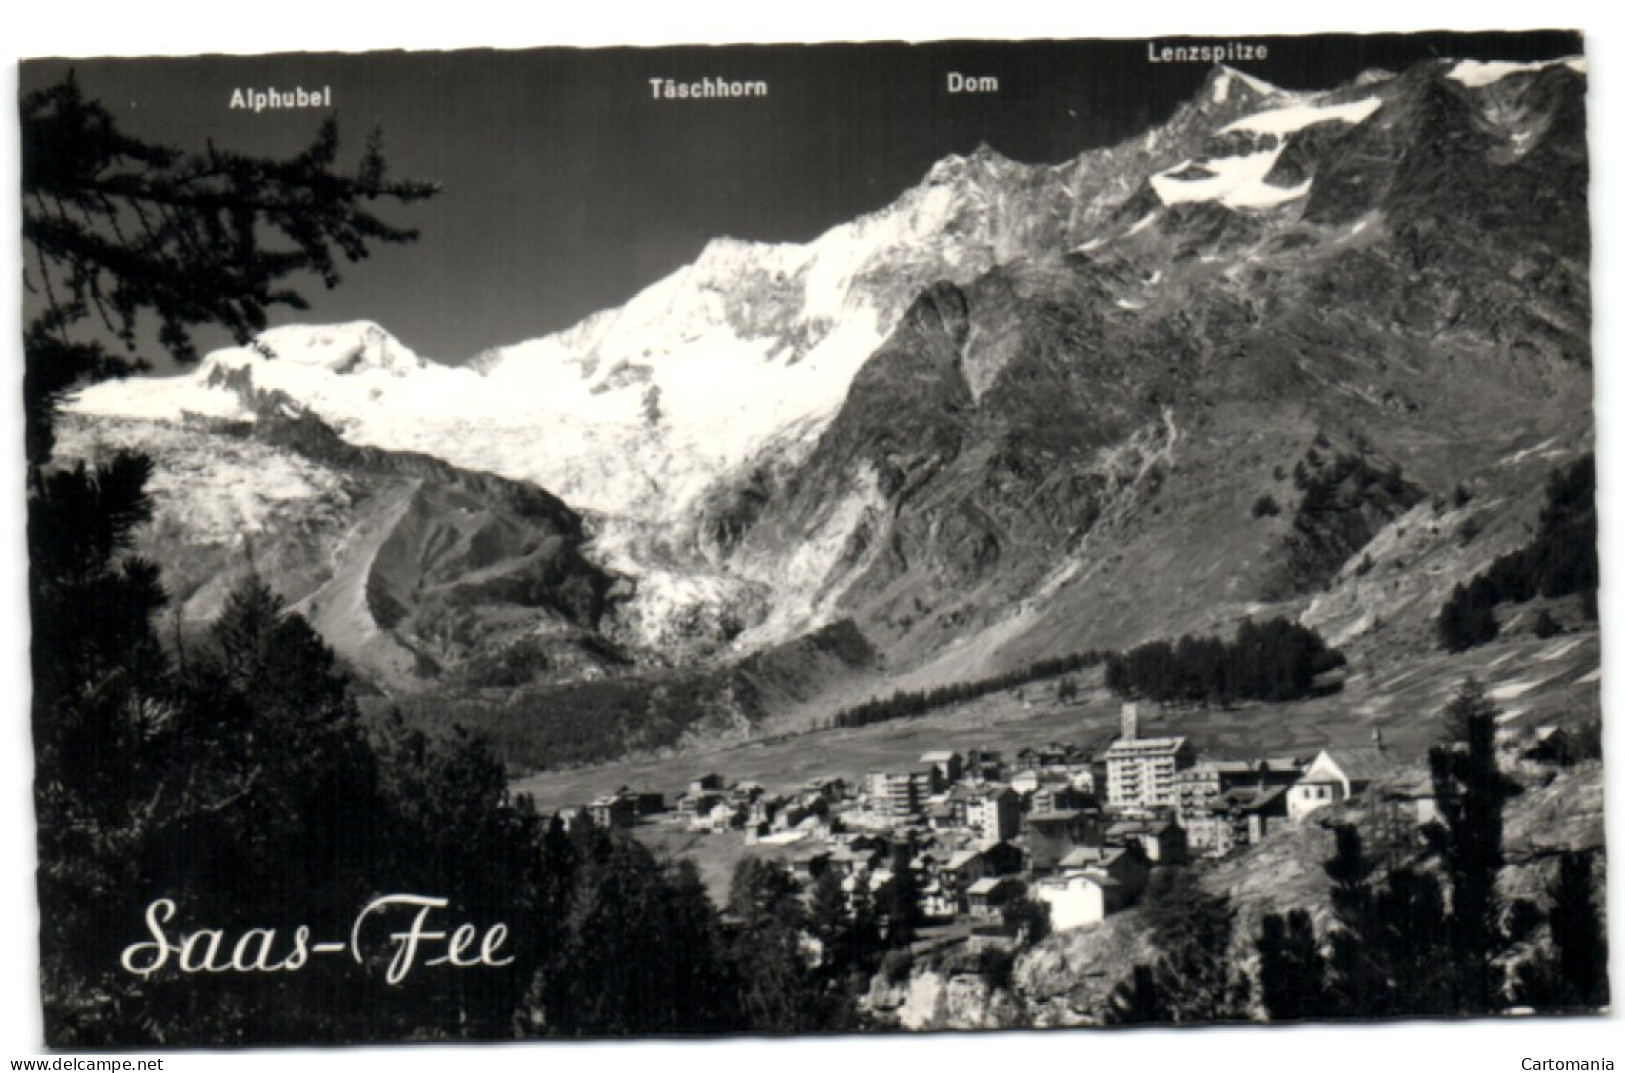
[{"x1": 57, "y1": 54, "x2": 1594, "y2": 759}]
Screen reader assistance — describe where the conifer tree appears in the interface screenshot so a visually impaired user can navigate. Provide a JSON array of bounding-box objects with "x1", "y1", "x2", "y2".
[
  {"x1": 725, "y1": 859, "x2": 818, "y2": 1032},
  {"x1": 884, "y1": 844, "x2": 923, "y2": 947},
  {"x1": 23, "y1": 70, "x2": 436, "y2": 1046},
  {"x1": 1116, "y1": 867, "x2": 1251, "y2": 1023},
  {"x1": 1427, "y1": 678, "x2": 1514, "y2": 1012},
  {"x1": 1511, "y1": 850, "x2": 1609, "y2": 1010},
  {"x1": 1256, "y1": 909, "x2": 1330, "y2": 1020},
  {"x1": 807, "y1": 867, "x2": 852, "y2": 966}
]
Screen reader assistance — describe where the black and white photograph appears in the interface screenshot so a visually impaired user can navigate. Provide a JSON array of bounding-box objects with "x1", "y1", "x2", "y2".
[{"x1": 5, "y1": 7, "x2": 1617, "y2": 1063}]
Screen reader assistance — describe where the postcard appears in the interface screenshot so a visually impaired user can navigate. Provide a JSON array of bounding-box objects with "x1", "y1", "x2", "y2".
[{"x1": 13, "y1": 26, "x2": 1609, "y2": 1056}]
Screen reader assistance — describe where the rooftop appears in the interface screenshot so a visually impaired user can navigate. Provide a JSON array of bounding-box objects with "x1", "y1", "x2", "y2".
[
  {"x1": 1104, "y1": 736, "x2": 1190, "y2": 757},
  {"x1": 1317, "y1": 746, "x2": 1400, "y2": 782}
]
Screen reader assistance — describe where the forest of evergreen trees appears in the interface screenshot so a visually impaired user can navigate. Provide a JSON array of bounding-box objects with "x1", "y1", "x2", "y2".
[
  {"x1": 1103, "y1": 618, "x2": 1345, "y2": 707},
  {"x1": 830, "y1": 650, "x2": 1103, "y2": 729},
  {"x1": 829, "y1": 616, "x2": 1341, "y2": 731},
  {"x1": 1438, "y1": 455, "x2": 1599, "y2": 652}
]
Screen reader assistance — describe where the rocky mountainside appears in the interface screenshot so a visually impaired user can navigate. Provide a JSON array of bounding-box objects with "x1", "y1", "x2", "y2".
[
  {"x1": 61, "y1": 56, "x2": 1592, "y2": 752},
  {"x1": 55, "y1": 404, "x2": 626, "y2": 694}
]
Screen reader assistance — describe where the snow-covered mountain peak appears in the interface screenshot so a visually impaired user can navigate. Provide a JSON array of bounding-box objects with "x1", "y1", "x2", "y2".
[
  {"x1": 924, "y1": 142, "x2": 1020, "y2": 186},
  {"x1": 252, "y1": 320, "x2": 427, "y2": 375},
  {"x1": 1353, "y1": 68, "x2": 1397, "y2": 88},
  {"x1": 1204, "y1": 64, "x2": 1287, "y2": 106}
]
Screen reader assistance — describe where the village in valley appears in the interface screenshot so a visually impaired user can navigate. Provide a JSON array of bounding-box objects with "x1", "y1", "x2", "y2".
[{"x1": 551, "y1": 696, "x2": 1584, "y2": 945}]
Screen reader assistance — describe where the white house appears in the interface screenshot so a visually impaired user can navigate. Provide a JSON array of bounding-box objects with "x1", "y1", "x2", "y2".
[
  {"x1": 1035, "y1": 872, "x2": 1110, "y2": 931},
  {"x1": 1288, "y1": 747, "x2": 1398, "y2": 822}
]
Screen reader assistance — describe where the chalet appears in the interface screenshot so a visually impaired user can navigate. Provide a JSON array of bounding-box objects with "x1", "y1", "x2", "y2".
[
  {"x1": 1176, "y1": 758, "x2": 1304, "y2": 853},
  {"x1": 796, "y1": 793, "x2": 832, "y2": 818},
  {"x1": 793, "y1": 811, "x2": 833, "y2": 841},
  {"x1": 1033, "y1": 782, "x2": 1095, "y2": 815},
  {"x1": 938, "y1": 839, "x2": 1022, "y2": 897},
  {"x1": 1035, "y1": 872, "x2": 1110, "y2": 931},
  {"x1": 704, "y1": 800, "x2": 746, "y2": 832},
  {"x1": 1026, "y1": 808, "x2": 1104, "y2": 873},
  {"x1": 966, "y1": 876, "x2": 1024, "y2": 919},
  {"x1": 689, "y1": 773, "x2": 726, "y2": 794},
  {"x1": 920, "y1": 750, "x2": 965, "y2": 789},
  {"x1": 913, "y1": 846, "x2": 949, "y2": 880},
  {"x1": 588, "y1": 792, "x2": 637, "y2": 830},
  {"x1": 1193, "y1": 785, "x2": 1291, "y2": 855},
  {"x1": 1105, "y1": 816, "x2": 1186, "y2": 864},
  {"x1": 748, "y1": 794, "x2": 789, "y2": 829},
  {"x1": 1035, "y1": 844, "x2": 1150, "y2": 932},
  {"x1": 921, "y1": 879, "x2": 960, "y2": 921},
  {"x1": 827, "y1": 844, "x2": 884, "y2": 877},
  {"x1": 770, "y1": 801, "x2": 811, "y2": 831},
  {"x1": 1232, "y1": 785, "x2": 1290, "y2": 845},
  {"x1": 843, "y1": 868, "x2": 896, "y2": 907},
  {"x1": 1287, "y1": 747, "x2": 1399, "y2": 822},
  {"x1": 678, "y1": 790, "x2": 726, "y2": 825},
  {"x1": 979, "y1": 840, "x2": 1023, "y2": 877},
  {"x1": 1378, "y1": 770, "x2": 1441, "y2": 828},
  {"x1": 841, "y1": 833, "x2": 891, "y2": 854},
  {"x1": 963, "y1": 748, "x2": 1005, "y2": 781},
  {"x1": 940, "y1": 847, "x2": 991, "y2": 896}
]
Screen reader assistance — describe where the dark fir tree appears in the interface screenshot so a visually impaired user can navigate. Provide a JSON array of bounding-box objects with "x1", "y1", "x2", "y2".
[
  {"x1": 1547, "y1": 851, "x2": 1609, "y2": 1009},
  {"x1": 1319, "y1": 824, "x2": 1389, "y2": 1016},
  {"x1": 1103, "y1": 964, "x2": 1167, "y2": 1025},
  {"x1": 1001, "y1": 895, "x2": 1052, "y2": 949},
  {"x1": 725, "y1": 859, "x2": 820, "y2": 1032},
  {"x1": 1256, "y1": 909, "x2": 1330, "y2": 1020},
  {"x1": 1427, "y1": 678, "x2": 1514, "y2": 1013},
  {"x1": 884, "y1": 844, "x2": 924, "y2": 948},
  {"x1": 1110, "y1": 867, "x2": 1251, "y2": 1023},
  {"x1": 1511, "y1": 850, "x2": 1610, "y2": 1011},
  {"x1": 807, "y1": 867, "x2": 853, "y2": 968}
]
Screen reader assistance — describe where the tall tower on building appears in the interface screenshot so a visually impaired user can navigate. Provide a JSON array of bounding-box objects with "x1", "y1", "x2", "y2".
[{"x1": 1121, "y1": 702, "x2": 1139, "y2": 742}]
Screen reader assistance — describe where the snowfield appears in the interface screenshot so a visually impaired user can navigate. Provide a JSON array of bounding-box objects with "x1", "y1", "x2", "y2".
[
  {"x1": 1151, "y1": 149, "x2": 1310, "y2": 210},
  {"x1": 1148, "y1": 94, "x2": 1382, "y2": 211},
  {"x1": 1446, "y1": 56, "x2": 1586, "y2": 88},
  {"x1": 1218, "y1": 97, "x2": 1382, "y2": 137}
]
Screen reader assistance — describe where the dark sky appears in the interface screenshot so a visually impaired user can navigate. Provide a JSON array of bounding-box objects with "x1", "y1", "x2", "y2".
[{"x1": 20, "y1": 30, "x2": 1583, "y2": 365}]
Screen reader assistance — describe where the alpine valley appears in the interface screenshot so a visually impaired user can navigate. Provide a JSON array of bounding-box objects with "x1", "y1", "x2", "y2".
[{"x1": 61, "y1": 55, "x2": 1598, "y2": 778}]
